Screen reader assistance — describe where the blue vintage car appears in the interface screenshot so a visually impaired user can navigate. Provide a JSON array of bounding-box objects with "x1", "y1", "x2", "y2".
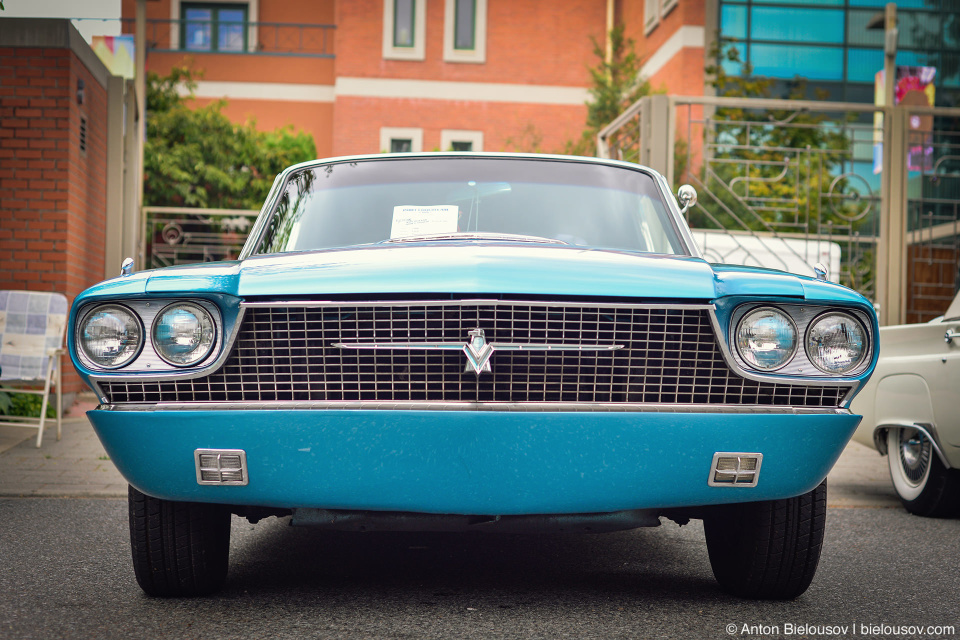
[{"x1": 68, "y1": 153, "x2": 878, "y2": 599}]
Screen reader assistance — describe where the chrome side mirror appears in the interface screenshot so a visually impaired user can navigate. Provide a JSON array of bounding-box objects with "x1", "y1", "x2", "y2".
[{"x1": 677, "y1": 184, "x2": 697, "y2": 214}]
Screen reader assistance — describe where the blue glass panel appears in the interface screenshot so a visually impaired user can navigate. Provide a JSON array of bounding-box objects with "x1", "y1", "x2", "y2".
[
  {"x1": 751, "y1": 7, "x2": 844, "y2": 44},
  {"x1": 720, "y1": 42, "x2": 748, "y2": 77},
  {"x1": 847, "y1": 48, "x2": 884, "y2": 83},
  {"x1": 849, "y1": 0, "x2": 927, "y2": 7},
  {"x1": 721, "y1": 5, "x2": 747, "y2": 40},
  {"x1": 184, "y1": 8, "x2": 212, "y2": 52},
  {"x1": 750, "y1": 44, "x2": 844, "y2": 80}
]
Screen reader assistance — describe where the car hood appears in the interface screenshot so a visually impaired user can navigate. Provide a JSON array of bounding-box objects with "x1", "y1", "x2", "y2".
[{"x1": 139, "y1": 244, "x2": 810, "y2": 300}]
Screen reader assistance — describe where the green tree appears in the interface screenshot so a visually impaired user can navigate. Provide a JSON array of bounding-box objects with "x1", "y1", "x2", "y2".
[
  {"x1": 144, "y1": 64, "x2": 316, "y2": 209},
  {"x1": 566, "y1": 25, "x2": 652, "y2": 157},
  {"x1": 694, "y1": 41, "x2": 874, "y2": 292}
]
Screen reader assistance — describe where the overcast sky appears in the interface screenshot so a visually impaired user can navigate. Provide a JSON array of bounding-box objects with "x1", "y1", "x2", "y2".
[{"x1": 2, "y1": 0, "x2": 122, "y2": 41}]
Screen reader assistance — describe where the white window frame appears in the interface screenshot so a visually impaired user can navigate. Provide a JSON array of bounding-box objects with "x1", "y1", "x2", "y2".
[
  {"x1": 440, "y1": 129, "x2": 483, "y2": 152},
  {"x1": 170, "y1": 0, "x2": 258, "y2": 52},
  {"x1": 380, "y1": 127, "x2": 424, "y2": 153},
  {"x1": 661, "y1": 0, "x2": 678, "y2": 19},
  {"x1": 644, "y1": 0, "x2": 660, "y2": 34},
  {"x1": 443, "y1": 0, "x2": 487, "y2": 64},
  {"x1": 383, "y1": 0, "x2": 427, "y2": 61}
]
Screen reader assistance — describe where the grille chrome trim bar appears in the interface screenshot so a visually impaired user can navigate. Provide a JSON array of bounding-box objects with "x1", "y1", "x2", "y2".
[{"x1": 99, "y1": 401, "x2": 853, "y2": 415}]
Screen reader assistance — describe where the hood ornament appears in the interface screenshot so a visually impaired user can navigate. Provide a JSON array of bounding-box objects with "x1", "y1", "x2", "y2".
[{"x1": 335, "y1": 328, "x2": 623, "y2": 375}]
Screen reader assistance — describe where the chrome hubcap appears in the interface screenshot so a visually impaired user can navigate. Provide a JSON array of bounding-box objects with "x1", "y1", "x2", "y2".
[{"x1": 898, "y1": 428, "x2": 931, "y2": 486}]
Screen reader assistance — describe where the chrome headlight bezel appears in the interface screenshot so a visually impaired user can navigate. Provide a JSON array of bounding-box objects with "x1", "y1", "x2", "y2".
[
  {"x1": 729, "y1": 303, "x2": 873, "y2": 379},
  {"x1": 804, "y1": 311, "x2": 869, "y2": 375},
  {"x1": 151, "y1": 301, "x2": 218, "y2": 368},
  {"x1": 77, "y1": 303, "x2": 145, "y2": 370},
  {"x1": 734, "y1": 306, "x2": 799, "y2": 372}
]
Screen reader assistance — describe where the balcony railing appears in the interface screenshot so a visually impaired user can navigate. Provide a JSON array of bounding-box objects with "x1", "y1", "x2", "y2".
[{"x1": 73, "y1": 18, "x2": 335, "y2": 58}]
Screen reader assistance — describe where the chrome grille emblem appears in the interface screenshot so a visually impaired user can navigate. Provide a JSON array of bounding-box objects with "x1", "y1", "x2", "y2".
[{"x1": 334, "y1": 327, "x2": 623, "y2": 375}]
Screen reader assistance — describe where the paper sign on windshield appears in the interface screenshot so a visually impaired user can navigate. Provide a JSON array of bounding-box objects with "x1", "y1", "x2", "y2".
[{"x1": 390, "y1": 205, "x2": 459, "y2": 239}]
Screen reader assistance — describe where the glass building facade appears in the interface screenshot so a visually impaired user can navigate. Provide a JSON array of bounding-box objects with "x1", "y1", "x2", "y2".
[{"x1": 718, "y1": 0, "x2": 960, "y2": 106}]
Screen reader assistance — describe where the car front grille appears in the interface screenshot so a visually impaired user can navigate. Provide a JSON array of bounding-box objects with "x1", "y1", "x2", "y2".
[{"x1": 100, "y1": 301, "x2": 849, "y2": 407}]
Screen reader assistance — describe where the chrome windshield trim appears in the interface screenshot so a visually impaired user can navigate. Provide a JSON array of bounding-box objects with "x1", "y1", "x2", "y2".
[{"x1": 98, "y1": 401, "x2": 852, "y2": 415}]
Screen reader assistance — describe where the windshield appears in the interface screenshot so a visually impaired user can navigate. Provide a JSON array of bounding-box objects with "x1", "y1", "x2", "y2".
[{"x1": 255, "y1": 157, "x2": 686, "y2": 256}]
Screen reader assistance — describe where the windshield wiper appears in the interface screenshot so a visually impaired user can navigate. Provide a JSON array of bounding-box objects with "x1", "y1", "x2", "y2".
[{"x1": 384, "y1": 232, "x2": 569, "y2": 245}]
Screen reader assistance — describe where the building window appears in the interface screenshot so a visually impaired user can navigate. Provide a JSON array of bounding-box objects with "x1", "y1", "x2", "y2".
[
  {"x1": 383, "y1": 0, "x2": 426, "y2": 60},
  {"x1": 454, "y1": 0, "x2": 475, "y2": 50},
  {"x1": 441, "y1": 129, "x2": 483, "y2": 152},
  {"x1": 181, "y1": 3, "x2": 248, "y2": 52},
  {"x1": 644, "y1": 0, "x2": 659, "y2": 33},
  {"x1": 444, "y1": 0, "x2": 486, "y2": 63},
  {"x1": 391, "y1": 138, "x2": 413, "y2": 152},
  {"x1": 393, "y1": 0, "x2": 416, "y2": 47},
  {"x1": 381, "y1": 127, "x2": 423, "y2": 153}
]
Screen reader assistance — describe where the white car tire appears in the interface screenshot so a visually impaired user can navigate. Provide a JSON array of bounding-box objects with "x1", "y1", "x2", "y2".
[{"x1": 887, "y1": 428, "x2": 960, "y2": 518}]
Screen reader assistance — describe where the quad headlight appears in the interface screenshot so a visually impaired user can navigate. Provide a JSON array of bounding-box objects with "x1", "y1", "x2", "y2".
[
  {"x1": 805, "y1": 312, "x2": 867, "y2": 374},
  {"x1": 735, "y1": 307, "x2": 798, "y2": 371},
  {"x1": 152, "y1": 302, "x2": 216, "y2": 367},
  {"x1": 79, "y1": 304, "x2": 144, "y2": 369}
]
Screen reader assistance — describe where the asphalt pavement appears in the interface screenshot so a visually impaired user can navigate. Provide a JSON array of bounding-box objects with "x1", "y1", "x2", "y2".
[{"x1": 4, "y1": 398, "x2": 959, "y2": 640}]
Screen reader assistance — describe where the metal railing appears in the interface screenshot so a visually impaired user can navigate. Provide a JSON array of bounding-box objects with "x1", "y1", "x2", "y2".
[
  {"x1": 72, "y1": 18, "x2": 335, "y2": 57},
  {"x1": 599, "y1": 95, "x2": 960, "y2": 325},
  {"x1": 143, "y1": 207, "x2": 259, "y2": 270}
]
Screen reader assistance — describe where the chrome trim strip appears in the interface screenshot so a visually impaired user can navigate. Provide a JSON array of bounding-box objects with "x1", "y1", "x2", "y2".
[
  {"x1": 239, "y1": 299, "x2": 717, "y2": 311},
  {"x1": 98, "y1": 401, "x2": 852, "y2": 415},
  {"x1": 873, "y1": 422, "x2": 951, "y2": 469},
  {"x1": 335, "y1": 326, "x2": 623, "y2": 375}
]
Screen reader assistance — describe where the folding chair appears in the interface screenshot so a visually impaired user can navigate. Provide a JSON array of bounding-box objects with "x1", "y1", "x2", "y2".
[{"x1": 0, "y1": 290, "x2": 68, "y2": 447}]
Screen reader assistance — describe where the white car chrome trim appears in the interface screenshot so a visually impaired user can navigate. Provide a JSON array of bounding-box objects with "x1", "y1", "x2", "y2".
[{"x1": 873, "y1": 422, "x2": 951, "y2": 469}]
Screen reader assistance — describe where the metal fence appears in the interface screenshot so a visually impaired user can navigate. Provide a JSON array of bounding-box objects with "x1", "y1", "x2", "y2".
[
  {"x1": 143, "y1": 207, "x2": 258, "y2": 270},
  {"x1": 599, "y1": 95, "x2": 960, "y2": 325}
]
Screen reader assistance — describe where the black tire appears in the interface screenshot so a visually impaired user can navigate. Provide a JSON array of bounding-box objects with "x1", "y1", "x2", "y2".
[
  {"x1": 128, "y1": 485, "x2": 231, "y2": 597},
  {"x1": 703, "y1": 480, "x2": 826, "y2": 600},
  {"x1": 887, "y1": 428, "x2": 960, "y2": 518}
]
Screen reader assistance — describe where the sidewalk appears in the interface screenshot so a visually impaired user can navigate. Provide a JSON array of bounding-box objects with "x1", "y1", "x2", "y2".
[
  {"x1": 0, "y1": 399, "x2": 901, "y2": 507},
  {"x1": 0, "y1": 395, "x2": 126, "y2": 497}
]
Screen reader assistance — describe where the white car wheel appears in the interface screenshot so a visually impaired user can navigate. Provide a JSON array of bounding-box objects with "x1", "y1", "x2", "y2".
[
  {"x1": 886, "y1": 428, "x2": 960, "y2": 518},
  {"x1": 887, "y1": 427, "x2": 932, "y2": 502}
]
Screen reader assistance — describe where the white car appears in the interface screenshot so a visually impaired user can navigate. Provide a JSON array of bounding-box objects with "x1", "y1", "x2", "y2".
[{"x1": 851, "y1": 293, "x2": 960, "y2": 517}]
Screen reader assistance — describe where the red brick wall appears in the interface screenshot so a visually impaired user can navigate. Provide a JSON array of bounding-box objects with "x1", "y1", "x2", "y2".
[
  {"x1": 334, "y1": 96, "x2": 586, "y2": 156},
  {"x1": 0, "y1": 46, "x2": 108, "y2": 393},
  {"x1": 336, "y1": 0, "x2": 604, "y2": 86}
]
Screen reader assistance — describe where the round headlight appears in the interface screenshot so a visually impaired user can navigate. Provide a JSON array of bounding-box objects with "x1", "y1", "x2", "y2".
[
  {"x1": 805, "y1": 312, "x2": 867, "y2": 374},
  {"x1": 80, "y1": 304, "x2": 143, "y2": 369},
  {"x1": 736, "y1": 307, "x2": 798, "y2": 371},
  {"x1": 152, "y1": 302, "x2": 216, "y2": 367}
]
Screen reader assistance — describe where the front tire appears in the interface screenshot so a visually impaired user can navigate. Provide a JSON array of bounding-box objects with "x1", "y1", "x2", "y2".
[
  {"x1": 703, "y1": 480, "x2": 826, "y2": 600},
  {"x1": 887, "y1": 428, "x2": 960, "y2": 518},
  {"x1": 128, "y1": 485, "x2": 231, "y2": 597}
]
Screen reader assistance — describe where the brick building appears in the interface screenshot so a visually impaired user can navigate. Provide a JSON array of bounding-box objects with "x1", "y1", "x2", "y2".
[
  {"x1": 120, "y1": 0, "x2": 712, "y2": 157},
  {"x1": 1, "y1": 20, "x2": 139, "y2": 394}
]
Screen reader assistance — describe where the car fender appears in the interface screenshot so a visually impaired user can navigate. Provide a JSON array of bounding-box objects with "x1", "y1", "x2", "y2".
[{"x1": 866, "y1": 374, "x2": 955, "y2": 469}]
